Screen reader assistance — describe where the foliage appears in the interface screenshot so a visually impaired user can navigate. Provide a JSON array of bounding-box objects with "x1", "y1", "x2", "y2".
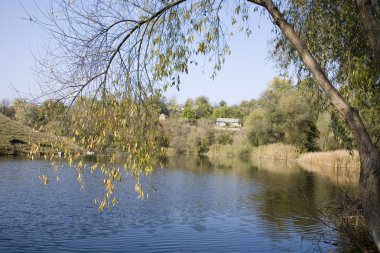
[
  {"x1": 244, "y1": 77, "x2": 319, "y2": 151},
  {"x1": 181, "y1": 96, "x2": 214, "y2": 121},
  {"x1": 272, "y1": 0, "x2": 380, "y2": 144},
  {"x1": 0, "y1": 99, "x2": 15, "y2": 119},
  {"x1": 13, "y1": 99, "x2": 44, "y2": 128},
  {"x1": 181, "y1": 99, "x2": 197, "y2": 122},
  {"x1": 30, "y1": 0, "x2": 380, "y2": 227},
  {"x1": 186, "y1": 119, "x2": 214, "y2": 154},
  {"x1": 165, "y1": 117, "x2": 191, "y2": 155},
  {"x1": 194, "y1": 96, "x2": 214, "y2": 119},
  {"x1": 0, "y1": 113, "x2": 80, "y2": 156},
  {"x1": 212, "y1": 102, "x2": 243, "y2": 119},
  {"x1": 315, "y1": 112, "x2": 337, "y2": 151},
  {"x1": 165, "y1": 117, "x2": 215, "y2": 155}
]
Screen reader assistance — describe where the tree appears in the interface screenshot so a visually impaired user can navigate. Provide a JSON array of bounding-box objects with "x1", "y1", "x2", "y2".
[
  {"x1": 33, "y1": 0, "x2": 380, "y2": 245},
  {"x1": 212, "y1": 105, "x2": 233, "y2": 119},
  {"x1": 254, "y1": 0, "x2": 380, "y2": 247},
  {"x1": 182, "y1": 99, "x2": 197, "y2": 122},
  {"x1": 245, "y1": 77, "x2": 319, "y2": 151},
  {"x1": 194, "y1": 96, "x2": 213, "y2": 119},
  {"x1": 13, "y1": 99, "x2": 45, "y2": 128},
  {"x1": 0, "y1": 99, "x2": 15, "y2": 119},
  {"x1": 271, "y1": 0, "x2": 380, "y2": 147}
]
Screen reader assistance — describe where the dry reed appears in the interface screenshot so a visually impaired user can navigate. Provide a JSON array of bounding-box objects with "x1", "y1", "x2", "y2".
[
  {"x1": 251, "y1": 143, "x2": 300, "y2": 161},
  {"x1": 207, "y1": 144, "x2": 252, "y2": 158},
  {"x1": 298, "y1": 150, "x2": 360, "y2": 169}
]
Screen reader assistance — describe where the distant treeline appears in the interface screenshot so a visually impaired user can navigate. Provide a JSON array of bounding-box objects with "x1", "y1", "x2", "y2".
[{"x1": 1, "y1": 77, "x2": 373, "y2": 156}]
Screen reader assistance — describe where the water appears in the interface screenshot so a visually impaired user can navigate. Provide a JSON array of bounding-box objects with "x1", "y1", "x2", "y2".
[{"x1": 0, "y1": 156, "x2": 358, "y2": 252}]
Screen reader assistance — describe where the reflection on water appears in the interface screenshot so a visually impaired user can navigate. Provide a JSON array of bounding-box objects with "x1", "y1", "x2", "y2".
[
  {"x1": 297, "y1": 161, "x2": 360, "y2": 185},
  {"x1": 0, "y1": 156, "x2": 359, "y2": 252}
]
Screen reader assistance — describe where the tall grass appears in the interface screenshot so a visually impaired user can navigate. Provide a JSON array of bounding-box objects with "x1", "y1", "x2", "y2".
[
  {"x1": 297, "y1": 150, "x2": 360, "y2": 184},
  {"x1": 208, "y1": 143, "x2": 300, "y2": 160},
  {"x1": 298, "y1": 150, "x2": 360, "y2": 169},
  {"x1": 251, "y1": 143, "x2": 300, "y2": 161},
  {"x1": 207, "y1": 143, "x2": 252, "y2": 158}
]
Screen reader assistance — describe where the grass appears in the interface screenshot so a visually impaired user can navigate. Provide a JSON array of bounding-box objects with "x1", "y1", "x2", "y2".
[
  {"x1": 251, "y1": 143, "x2": 300, "y2": 161},
  {"x1": 297, "y1": 150, "x2": 360, "y2": 184},
  {"x1": 207, "y1": 143, "x2": 252, "y2": 158},
  {"x1": 0, "y1": 114, "x2": 80, "y2": 156},
  {"x1": 207, "y1": 143, "x2": 361, "y2": 183},
  {"x1": 208, "y1": 143, "x2": 300, "y2": 161},
  {"x1": 298, "y1": 150, "x2": 360, "y2": 169}
]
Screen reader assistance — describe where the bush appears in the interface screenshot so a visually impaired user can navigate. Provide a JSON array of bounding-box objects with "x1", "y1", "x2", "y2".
[{"x1": 318, "y1": 194, "x2": 376, "y2": 252}]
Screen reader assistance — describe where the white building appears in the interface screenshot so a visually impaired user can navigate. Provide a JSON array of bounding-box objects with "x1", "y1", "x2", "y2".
[{"x1": 215, "y1": 118, "x2": 241, "y2": 128}]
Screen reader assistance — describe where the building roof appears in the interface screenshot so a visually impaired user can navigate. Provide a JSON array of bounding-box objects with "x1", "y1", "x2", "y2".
[{"x1": 216, "y1": 118, "x2": 240, "y2": 123}]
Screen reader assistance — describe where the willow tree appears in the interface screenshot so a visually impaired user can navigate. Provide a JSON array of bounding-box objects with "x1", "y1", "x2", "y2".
[{"x1": 33, "y1": 0, "x2": 380, "y2": 247}]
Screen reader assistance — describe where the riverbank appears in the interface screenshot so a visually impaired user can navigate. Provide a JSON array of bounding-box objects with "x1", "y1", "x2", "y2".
[
  {"x1": 0, "y1": 114, "x2": 81, "y2": 156},
  {"x1": 207, "y1": 143, "x2": 361, "y2": 184},
  {"x1": 208, "y1": 143, "x2": 360, "y2": 168}
]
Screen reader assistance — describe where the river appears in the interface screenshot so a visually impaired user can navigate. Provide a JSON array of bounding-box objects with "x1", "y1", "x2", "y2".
[{"x1": 0, "y1": 156, "x2": 359, "y2": 252}]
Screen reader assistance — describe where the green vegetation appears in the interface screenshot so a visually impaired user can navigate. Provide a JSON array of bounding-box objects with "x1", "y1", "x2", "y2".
[
  {"x1": 0, "y1": 113, "x2": 79, "y2": 156},
  {"x1": 272, "y1": 0, "x2": 380, "y2": 148},
  {"x1": 0, "y1": 77, "x2": 365, "y2": 162},
  {"x1": 0, "y1": 113, "x2": 45, "y2": 155},
  {"x1": 11, "y1": 0, "x2": 380, "y2": 246},
  {"x1": 244, "y1": 77, "x2": 320, "y2": 152}
]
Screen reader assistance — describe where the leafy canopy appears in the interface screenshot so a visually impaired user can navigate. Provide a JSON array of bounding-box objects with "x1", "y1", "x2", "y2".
[{"x1": 32, "y1": 0, "x2": 256, "y2": 209}]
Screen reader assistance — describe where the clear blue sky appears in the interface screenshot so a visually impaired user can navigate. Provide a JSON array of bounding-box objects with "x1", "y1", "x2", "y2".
[{"x1": 0, "y1": 1, "x2": 278, "y2": 105}]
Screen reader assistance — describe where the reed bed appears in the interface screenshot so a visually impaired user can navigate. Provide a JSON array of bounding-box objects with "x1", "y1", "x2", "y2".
[
  {"x1": 298, "y1": 150, "x2": 360, "y2": 169},
  {"x1": 251, "y1": 143, "x2": 300, "y2": 161},
  {"x1": 207, "y1": 144, "x2": 252, "y2": 158},
  {"x1": 297, "y1": 150, "x2": 360, "y2": 184}
]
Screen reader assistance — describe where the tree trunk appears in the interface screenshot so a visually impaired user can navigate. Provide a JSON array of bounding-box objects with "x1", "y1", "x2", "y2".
[
  {"x1": 248, "y1": 0, "x2": 380, "y2": 249},
  {"x1": 360, "y1": 149, "x2": 380, "y2": 249}
]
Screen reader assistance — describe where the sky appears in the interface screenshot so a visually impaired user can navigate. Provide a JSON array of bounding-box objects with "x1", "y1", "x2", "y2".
[{"x1": 0, "y1": 1, "x2": 278, "y2": 106}]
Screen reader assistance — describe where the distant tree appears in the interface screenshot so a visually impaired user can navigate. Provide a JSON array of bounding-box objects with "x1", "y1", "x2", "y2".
[
  {"x1": 245, "y1": 78, "x2": 319, "y2": 151},
  {"x1": 212, "y1": 105, "x2": 233, "y2": 119},
  {"x1": 194, "y1": 96, "x2": 213, "y2": 119},
  {"x1": 166, "y1": 97, "x2": 178, "y2": 114},
  {"x1": 238, "y1": 100, "x2": 258, "y2": 119},
  {"x1": 186, "y1": 119, "x2": 214, "y2": 154},
  {"x1": 13, "y1": 99, "x2": 44, "y2": 128},
  {"x1": 182, "y1": 99, "x2": 197, "y2": 122},
  {"x1": 166, "y1": 118, "x2": 191, "y2": 154},
  {"x1": 219, "y1": 100, "x2": 227, "y2": 107},
  {"x1": 0, "y1": 99, "x2": 15, "y2": 119},
  {"x1": 151, "y1": 93, "x2": 169, "y2": 115}
]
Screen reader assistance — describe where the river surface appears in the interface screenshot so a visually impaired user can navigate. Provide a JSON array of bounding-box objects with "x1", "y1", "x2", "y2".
[{"x1": 0, "y1": 156, "x2": 359, "y2": 252}]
